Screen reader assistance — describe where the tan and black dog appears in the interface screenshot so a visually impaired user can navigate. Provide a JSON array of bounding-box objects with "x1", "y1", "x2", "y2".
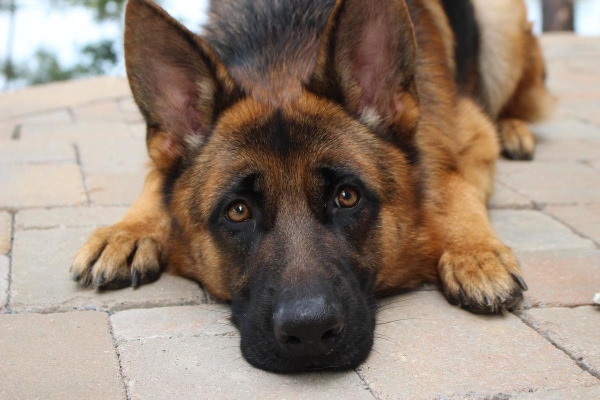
[{"x1": 71, "y1": 0, "x2": 553, "y2": 372}]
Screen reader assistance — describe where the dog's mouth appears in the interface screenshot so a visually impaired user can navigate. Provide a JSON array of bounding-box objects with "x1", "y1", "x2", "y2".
[{"x1": 231, "y1": 282, "x2": 376, "y2": 373}]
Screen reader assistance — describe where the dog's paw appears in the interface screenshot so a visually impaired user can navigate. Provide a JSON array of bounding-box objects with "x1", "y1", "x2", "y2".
[
  {"x1": 71, "y1": 223, "x2": 162, "y2": 290},
  {"x1": 438, "y1": 241, "x2": 528, "y2": 314},
  {"x1": 498, "y1": 118, "x2": 536, "y2": 161}
]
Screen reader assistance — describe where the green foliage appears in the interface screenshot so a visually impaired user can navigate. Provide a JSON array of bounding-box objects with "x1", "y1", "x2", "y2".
[{"x1": 2, "y1": 0, "x2": 130, "y2": 89}]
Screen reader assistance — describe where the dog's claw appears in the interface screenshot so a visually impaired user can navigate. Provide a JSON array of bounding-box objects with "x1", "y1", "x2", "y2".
[
  {"x1": 484, "y1": 295, "x2": 492, "y2": 307},
  {"x1": 94, "y1": 272, "x2": 105, "y2": 288},
  {"x1": 511, "y1": 273, "x2": 528, "y2": 291},
  {"x1": 458, "y1": 289, "x2": 468, "y2": 305},
  {"x1": 131, "y1": 269, "x2": 141, "y2": 287}
]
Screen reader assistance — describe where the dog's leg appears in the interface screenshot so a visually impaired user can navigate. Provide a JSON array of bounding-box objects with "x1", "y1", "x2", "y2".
[
  {"x1": 435, "y1": 99, "x2": 527, "y2": 313},
  {"x1": 497, "y1": 118, "x2": 536, "y2": 160},
  {"x1": 71, "y1": 167, "x2": 170, "y2": 289}
]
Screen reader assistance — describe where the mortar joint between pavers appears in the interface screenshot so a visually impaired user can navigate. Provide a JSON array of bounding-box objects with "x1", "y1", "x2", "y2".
[
  {"x1": 516, "y1": 311, "x2": 600, "y2": 381},
  {"x1": 541, "y1": 208, "x2": 600, "y2": 249},
  {"x1": 72, "y1": 143, "x2": 92, "y2": 206},
  {"x1": 354, "y1": 367, "x2": 382, "y2": 400},
  {"x1": 107, "y1": 315, "x2": 133, "y2": 400},
  {"x1": 4, "y1": 210, "x2": 16, "y2": 313},
  {"x1": 67, "y1": 107, "x2": 76, "y2": 123},
  {"x1": 10, "y1": 123, "x2": 21, "y2": 140}
]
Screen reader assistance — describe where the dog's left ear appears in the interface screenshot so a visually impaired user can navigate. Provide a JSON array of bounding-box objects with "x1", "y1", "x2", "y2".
[{"x1": 308, "y1": 0, "x2": 420, "y2": 142}]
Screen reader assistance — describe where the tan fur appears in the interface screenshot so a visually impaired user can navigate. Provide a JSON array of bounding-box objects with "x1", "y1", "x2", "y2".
[{"x1": 72, "y1": 0, "x2": 547, "y2": 317}]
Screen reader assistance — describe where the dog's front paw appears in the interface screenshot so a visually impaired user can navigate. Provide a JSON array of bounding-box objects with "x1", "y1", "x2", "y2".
[
  {"x1": 498, "y1": 118, "x2": 536, "y2": 161},
  {"x1": 71, "y1": 223, "x2": 163, "y2": 290},
  {"x1": 438, "y1": 242, "x2": 528, "y2": 314}
]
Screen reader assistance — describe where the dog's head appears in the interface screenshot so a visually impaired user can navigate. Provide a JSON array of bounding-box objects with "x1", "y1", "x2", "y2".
[{"x1": 125, "y1": 0, "x2": 430, "y2": 372}]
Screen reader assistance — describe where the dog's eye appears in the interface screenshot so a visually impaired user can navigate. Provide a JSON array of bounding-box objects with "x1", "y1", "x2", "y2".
[
  {"x1": 335, "y1": 187, "x2": 360, "y2": 208},
  {"x1": 226, "y1": 201, "x2": 252, "y2": 223}
]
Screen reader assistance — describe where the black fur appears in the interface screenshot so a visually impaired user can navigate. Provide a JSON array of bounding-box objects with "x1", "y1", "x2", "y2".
[{"x1": 439, "y1": 0, "x2": 480, "y2": 89}]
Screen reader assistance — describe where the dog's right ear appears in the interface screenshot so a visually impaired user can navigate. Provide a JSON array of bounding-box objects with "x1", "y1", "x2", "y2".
[{"x1": 125, "y1": 0, "x2": 243, "y2": 170}]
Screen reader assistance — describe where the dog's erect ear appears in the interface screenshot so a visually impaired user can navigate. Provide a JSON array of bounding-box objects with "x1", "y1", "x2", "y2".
[
  {"x1": 308, "y1": 0, "x2": 420, "y2": 143},
  {"x1": 125, "y1": 0, "x2": 243, "y2": 169}
]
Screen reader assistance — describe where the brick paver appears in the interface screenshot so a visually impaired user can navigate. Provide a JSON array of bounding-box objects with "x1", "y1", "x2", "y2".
[
  {"x1": 357, "y1": 292, "x2": 597, "y2": 400},
  {"x1": 0, "y1": 140, "x2": 76, "y2": 164},
  {"x1": 10, "y1": 227, "x2": 206, "y2": 313},
  {"x1": 545, "y1": 204, "x2": 600, "y2": 245},
  {"x1": 1, "y1": 34, "x2": 599, "y2": 399},
  {"x1": 489, "y1": 209, "x2": 596, "y2": 251},
  {"x1": 517, "y1": 250, "x2": 600, "y2": 307},
  {"x1": 496, "y1": 161, "x2": 600, "y2": 205},
  {"x1": 521, "y1": 307, "x2": 600, "y2": 378},
  {"x1": 15, "y1": 206, "x2": 128, "y2": 230},
  {"x1": 113, "y1": 306, "x2": 372, "y2": 400},
  {"x1": 0, "y1": 255, "x2": 8, "y2": 310},
  {"x1": 0, "y1": 211, "x2": 12, "y2": 255},
  {"x1": 0, "y1": 312, "x2": 126, "y2": 400},
  {"x1": 0, "y1": 164, "x2": 87, "y2": 208}
]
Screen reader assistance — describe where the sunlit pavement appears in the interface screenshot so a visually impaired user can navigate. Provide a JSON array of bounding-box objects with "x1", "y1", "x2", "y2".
[{"x1": 1, "y1": 34, "x2": 599, "y2": 399}]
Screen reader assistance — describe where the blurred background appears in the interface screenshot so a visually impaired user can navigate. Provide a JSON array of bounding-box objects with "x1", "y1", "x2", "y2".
[{"x1": 0, "y1": 0, "x2": 598, "y2": 92}]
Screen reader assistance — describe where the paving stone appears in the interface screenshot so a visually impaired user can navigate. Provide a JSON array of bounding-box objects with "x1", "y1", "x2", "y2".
[
  {"x1": 111, "y1": 304, "x2": 233, "y2": 343},
  {"x1": 562, "y1": 100, "x2": 600, "y2": 126},
  {"x1": 0, "y1": 140, "x2": 75, "y2": 163},
  {"x1": 521, "y1": 307, "x2": 600, "y2": 378},
  {"x1": 489, "y1": 210, "x2": 595, "y2": 251},
  {"x1": 117, "y1": 335, "x2": 370, "y2": 400},
  {"x1": 0, "y1": 164, "x2": 87, "y2": 208},
  {"x1": 534, "y1": 139, "x2": 600, "y2": 161},
  {"x1": 545, "y1": 204, "x2": 600, "y2": 244},
  {"x1": 15, "y1": 206, "x2": 128, "y2": 230},
  {"x1": 588, "y1": 160, "x2": 600, "y2": 171},
  {"x1": 531, "y1": 119, "x2": 600, "y2": 140},
  {"x1": 0, "y1": 121, "x2": 17, "y2": 140},
  {"x1": 20, "y1": 121, "x2": 132, "y2": 141},
  {"x1": 509, "y1": 385, "x2": 600, "y2": 400},
  {"x1": 0, "y1": 211, "x2": 11, "y2": 255},
  {"x1": 87, "y1": 172, "x2": 147, "y2": 206},
  {"x1": 0, "y1": 76, "x2": 131, "y2": 120},
  {"x1": 488, "y1": 181, "x2": 533, "y2": 209},
  {"x1": 496, "y1": 161, "x2": 600, "y2": 205},
  {"x1": 78, "y1": 136, "x2": 149, "y2": 174},
  {"x1": 0, "y1": 255, "x2": 8, "y2": 310},
  {"x1": 0, "y1": 311, "x2": 125, "y2": 400},
  {"x1": 117, "y1": 97, "x2": 144, "y2": 122},
  {"x1": 10, "y1": 227, "x2": 206, "y2": 312},
  {"x1": 14, "y1": 109, "x2": 73, "y2": 124},
  {"x1": 357, "y1": 292, "x2": 597, "y2": 400},
  {"x1": 129, "y1": 122, "x2": 146, "y2": 140},
  {"x1": 72, "y1": 100, "x2": 123, "y2": 121},
  {"x1": 517, "y1": 250, "x2": 600, "y2": 307}
]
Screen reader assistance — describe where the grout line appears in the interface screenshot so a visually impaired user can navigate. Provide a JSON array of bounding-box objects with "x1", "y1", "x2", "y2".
[
  {"x1": 67, "y1": 107, "x2": 76, "y2": 123},
  {"x1": 516, "y1": 312, "x2": 600, "y2": 381},
  {"x1": 354, "y1": 367, "x2": 380, "y2": 400},
  {"x1": 107, "y1": 315, "x2": 132, "y2": 400},
  {"x1": 73, "y1": 143, "x2": 91, "y2": 206},
  {"x1": 3, "y1": 211, "x2": 16, "y2": 313},
  {"x1": 541, "y1": 208, "x2": 600, "y2": 249},
  {"x1": 10, "y1": 123, "x2": 21, "y2": 140}
]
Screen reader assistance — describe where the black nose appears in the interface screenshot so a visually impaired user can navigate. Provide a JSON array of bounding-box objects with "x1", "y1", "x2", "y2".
[{"x1": 273, "y1": 296, "x2": 345, "y2": 357}]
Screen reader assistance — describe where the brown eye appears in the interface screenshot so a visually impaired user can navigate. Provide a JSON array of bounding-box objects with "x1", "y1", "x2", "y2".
[
  {"x1": 226, "y1": 201, "x2": 251, "y2": 222},
  {"x1": 335, "y1": 187, "x2": 360, "y2": 208}
]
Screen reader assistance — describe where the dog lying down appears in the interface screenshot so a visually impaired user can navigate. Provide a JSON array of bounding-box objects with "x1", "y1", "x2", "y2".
[{"x1": 72, "y1": 0, "x2": 553, "y2": 372}]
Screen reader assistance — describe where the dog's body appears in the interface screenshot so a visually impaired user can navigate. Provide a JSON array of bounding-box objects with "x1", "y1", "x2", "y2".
[{"x1": 72, "y1": 0, "x2": 552, "y2": 372}]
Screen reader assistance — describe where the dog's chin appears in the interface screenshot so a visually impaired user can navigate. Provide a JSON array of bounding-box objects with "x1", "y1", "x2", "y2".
[{"x1": 239, "y1": 330, "x2": 374, "y2": 373}]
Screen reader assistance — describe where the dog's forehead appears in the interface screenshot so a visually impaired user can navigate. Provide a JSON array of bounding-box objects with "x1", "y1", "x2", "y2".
[{"x1": 193, "y1": 94, "x2": 398, "y2": 211}]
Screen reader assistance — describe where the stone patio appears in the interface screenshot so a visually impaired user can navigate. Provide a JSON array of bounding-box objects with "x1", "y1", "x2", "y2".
[{"x1": 1, "y1": 34, "x2": 599, "y2": 399}]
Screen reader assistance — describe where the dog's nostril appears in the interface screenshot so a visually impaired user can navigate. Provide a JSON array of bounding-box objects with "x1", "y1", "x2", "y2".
[
  {"x1": 321, "y1": 322, "x2": 345, "y2": 344},
  {"x1": 284, "y1": 335, "x2": 302, "y2": 346}
]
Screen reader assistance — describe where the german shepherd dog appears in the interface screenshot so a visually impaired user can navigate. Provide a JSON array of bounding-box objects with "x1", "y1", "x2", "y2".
[{"x1": 72, "y1": 0, "x2": 553, "y2": 372}]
